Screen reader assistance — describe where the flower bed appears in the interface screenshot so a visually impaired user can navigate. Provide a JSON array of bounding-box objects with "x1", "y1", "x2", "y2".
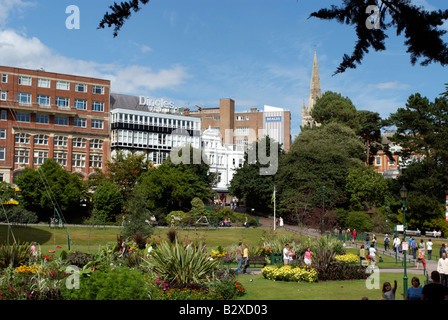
[
  {"x1": 334, "y1": 253, "x2": 358, "y2": 264},
  {"x1": 261, "y1": 265, "x2": 318, "y2": 283}
]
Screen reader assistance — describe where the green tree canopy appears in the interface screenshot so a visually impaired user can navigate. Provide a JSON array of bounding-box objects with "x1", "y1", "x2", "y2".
[
  {"x1": 346, "y1": 165, "x2": 389, "y2": 211},
  {"x1": 138, "y1": 162, "x2": 212, "y2": 214},
  {"x1": 92, "y1": 180, "x2": 122, "y2": 224},
  {"x1": 275, "y1": 123, "x2": 365, "y2": 230},
  {"x1": 387, "y1": 93, "x2": 448, "y2": 229},
  {"x1": 16, "y1": 159, "x2": 86, "y2": 222},
  {"x1": 228, "y1": 136, "x2": 281, "y2": 213}
]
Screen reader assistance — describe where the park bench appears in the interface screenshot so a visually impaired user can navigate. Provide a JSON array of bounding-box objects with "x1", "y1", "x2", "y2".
[
  {"x1": 406, "y1": 230, "x2": 421, "y2": 236},
  {"x1": 246, "y1": 256, "x2": 267, "y2": 267},
  {"x1": 425, "y1": 230, "x2": 441, "y2": 237}
]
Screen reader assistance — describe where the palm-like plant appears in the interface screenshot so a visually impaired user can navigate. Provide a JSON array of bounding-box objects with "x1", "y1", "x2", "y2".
[{"x1": 146, "y1": 241, "x2": 219, "y2": 285}]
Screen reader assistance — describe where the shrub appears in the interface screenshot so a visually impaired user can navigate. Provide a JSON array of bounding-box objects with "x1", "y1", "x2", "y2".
[
  {"x1": 61, "y1": 266, "x2": 150, "y2": 300},
  {"x1": 65, "y1": 251, "x2": 94, "y2": 268},
  {"x1": 0, "y1": 242, "x2": 32, "y2": 269},
  {"x1": 316, "y1": 261, "x2": 366, "y2": 281},
  {"x1": 147, "y1": 241, "x2": 219, "y2": 285}
]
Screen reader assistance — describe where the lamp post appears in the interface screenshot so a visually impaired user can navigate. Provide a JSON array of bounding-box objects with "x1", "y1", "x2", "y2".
[
  {"x1": 400, "y1": 184, "x2": 408, "y2": 298},
  {"x1": 321, "y1": 186, "x2": 326, "y2": 234},
  {"x1": 385, "y1": 206, "x2": 390, "y2": 235}
]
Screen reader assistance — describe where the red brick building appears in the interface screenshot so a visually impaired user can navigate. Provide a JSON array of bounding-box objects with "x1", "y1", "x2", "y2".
[{"x1": 0, "y1": 66, "x2": 110, "y2": 183}]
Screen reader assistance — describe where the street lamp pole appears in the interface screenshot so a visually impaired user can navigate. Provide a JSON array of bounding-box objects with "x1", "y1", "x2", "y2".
[
  {"x1": 322, "y1": 186, "x2": 326, "y2": 234},
  {"x1": 400, "y1": 184, "x2": 408, "y2": 298}
]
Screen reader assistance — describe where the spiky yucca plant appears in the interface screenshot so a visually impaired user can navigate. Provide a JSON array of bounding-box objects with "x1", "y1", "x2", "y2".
[{"x1": 147, "y1": 241, "x2": 219, "y2": 285}]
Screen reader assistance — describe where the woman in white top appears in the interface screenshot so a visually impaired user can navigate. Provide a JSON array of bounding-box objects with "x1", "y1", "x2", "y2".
[{"x1": 369, "y1": 244, "x2": 377, "y2": 267}]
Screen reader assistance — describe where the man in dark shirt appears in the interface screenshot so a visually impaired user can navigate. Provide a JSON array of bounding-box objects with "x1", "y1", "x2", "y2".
[{"x1": 422, "y1": 271, "x2": 448, "y2": 300}]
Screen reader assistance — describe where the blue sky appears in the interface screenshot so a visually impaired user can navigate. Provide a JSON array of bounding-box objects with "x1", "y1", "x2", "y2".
[{"x1": 0, "y1": 0, "x2": 447, "y2": 139}]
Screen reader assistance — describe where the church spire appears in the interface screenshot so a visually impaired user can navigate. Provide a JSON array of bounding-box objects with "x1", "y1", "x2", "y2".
[
  {"x1": 308, "y1": 49, "x2": 321, "y2": 113},
  {"x1": 301, "y1": 50, "x2": 322, "y2": 128}
]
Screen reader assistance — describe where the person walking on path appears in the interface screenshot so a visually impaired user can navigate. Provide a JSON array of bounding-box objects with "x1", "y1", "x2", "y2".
[
  {"x1": 235, "y1": 242, "x2": 243, "y2": 274},
  {"x1": 384, "y1": 234, "x2": 390, "y2": 251},
  {"x1": 422, "y1": 271, "x2": 448, "y2": 300},
  {"x1": 369, "y1": 244, "x2": 378, "y2": 268},
  {"x1": 358, "y1": 245, "x2": 367, "y2": 267},
  {"x1": 393, "y1": 235, "x2": 401, "y2": 256},
  {"x1": 437, "y1": 252, "x2": 448, "y2": 287},
  {"x1": 411, "y1": 237, "x2": 417, "y2": 259},
  {"x1": 365, "y1": 234, "x2": 370, "y2": 249},
  {"x1": 440, "y1": 244, "x2": 446, "y2": 261},
  {"x1": 405, "y1": 277, "x2": 423, "y2": 300},
  {"x1": 417, "y1": 246, "x2": 426, "y2": 270},
  {"x1": 426, "y1": 239, "x2": 433, "y2": 260}
]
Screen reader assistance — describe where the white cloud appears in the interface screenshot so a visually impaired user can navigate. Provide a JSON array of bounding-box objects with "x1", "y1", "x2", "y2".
[
  {"x1": 373, "y1": 81, "x2": 410, "y2": 90},
  {"x1": 0, "y1": 29, "x2": 190, "y2": 94},
  {"x1": 0, "y1": 0, "x2": 34, "y2": 27}
]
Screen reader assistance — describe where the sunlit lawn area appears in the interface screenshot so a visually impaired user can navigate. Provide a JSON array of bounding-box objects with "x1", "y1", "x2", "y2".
[
  {"x1": 0, "y1": 224, "x2": 297, "y2": 256},
  {"x1": 236, "y1": 273, "x2": 427, "y2": 300}
]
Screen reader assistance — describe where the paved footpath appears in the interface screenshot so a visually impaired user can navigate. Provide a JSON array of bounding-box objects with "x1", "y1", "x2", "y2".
[{"x1": 254, "y1": 215, "x2": 439, "y2": 276}]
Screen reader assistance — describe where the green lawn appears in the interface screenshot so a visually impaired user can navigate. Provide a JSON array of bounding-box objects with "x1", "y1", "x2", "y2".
[
  {"x1": 0, "y1": 224, "x2": 296, "y2": 256},
  {"x1": 236, "y1": 273, "x2": 427, "y2": 300}
]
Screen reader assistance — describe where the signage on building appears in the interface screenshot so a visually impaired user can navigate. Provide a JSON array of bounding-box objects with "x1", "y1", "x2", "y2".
[
  {"x1": 265, "y1": 116, "x2": 282, "y2": 122},
  {"x1": 138, "y1": 96, "x2": 182, "y2": 114}
]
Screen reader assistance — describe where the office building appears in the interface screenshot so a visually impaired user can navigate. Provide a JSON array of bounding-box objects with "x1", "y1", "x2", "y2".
[
  {"x1": 0, "y1": 66, "x2": 110, "y2": 183},
  {"x1": 110, "y1": 93, "x2": 201, "y2": 165}
]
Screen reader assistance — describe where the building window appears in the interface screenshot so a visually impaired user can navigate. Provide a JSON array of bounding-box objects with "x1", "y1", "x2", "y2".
[
  {"x1": 92, "y1": 101, "x2": 104, "y2": 112},
  {"x1": 75, "y1": 83, "x2": 87, "y2": 92},
  {"x1": 54, "y1": 116, "x2": 69, "y2": 126},
  {"x1": 235, "y1": 127, "x2": 249, "y2": 136},
  {"x1": 1, "y1": 74, "x2": 7, "y2": 83},
  {"x1": 54, "y1": 136, "x2": 68, "y2": 147},
  {"x1": 55, "y1": 97, "x2": 69, "y2": 108},
  {"x1": 1, "y1": 110, "x2": 6, "y2": 120},
  {"x1": 14, "y1": 150, "x2": 29, "y2": 164},
  {"x1": 90, "y1": 139, "x2": 103, "y2": 150},
  {"x1": 0, "y1": 129, "x2": 5, "y2": 139},
  {"x1": 236, "y1": 116, "x2": 245, "y2": 121},
  {"x1": 36, "y1": 114, "x2": 49, "y2": 124},
  {"x1": 33, "y1": 151, "x2": 48, "y2": 165},
  {"x1": 74, "y1": 118, "x2": 87, "y2": 128},
  {"x1": 72, "y1": 153, "x2": 86, "y2": 168},
  {"x1": 54, "y1": 151, "x2": 67, "y2": 166},
  {"x1": 89, "y1": 155, "x2": 102, "y2": 168},
  {"x1": 37, "y1": 78, "x2": 51, "y2": 88},
  {"x1": 92, "y1": 85, "x2": 104, "y2": 94},
  {"x1": 0, "y1": 147, "x2": 5, "y2": 160},
  {"x1": 18, "y1": 76, "x2": 31, "y2": 86},
  {"x1": 34, "y1": 134, "x2": 48, "y2": 145},
  {"x1": 16, "y1": 112, "x2": 30, "y2": 122},
  {"x1": 37, "y1": 94, "x2": 50, "y2": 106},
  {"x1": 74, "y1": 99, "x2": 87, "y2": 110},
  {"x1": 56, "y1": 81, "x2": 70, "y2": 90},
  {"x1": 91, "y1": 119, "x2": 104, "y2": 129},
  {"x1": 15, "y1": 133, "x2": 30, "y2": 144},
  {"x1": 0, "y1": 90, "x2": 6, "y2": 101},
  {"x1": 17, "y1": 92, "x2": 31, "y2": 104},
  {"x1": 375, "y1": 157, "x2": 381, "y2": 166},
  {"x1": 72, "y1": 137, "x2": 86, "y2": 148}
]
